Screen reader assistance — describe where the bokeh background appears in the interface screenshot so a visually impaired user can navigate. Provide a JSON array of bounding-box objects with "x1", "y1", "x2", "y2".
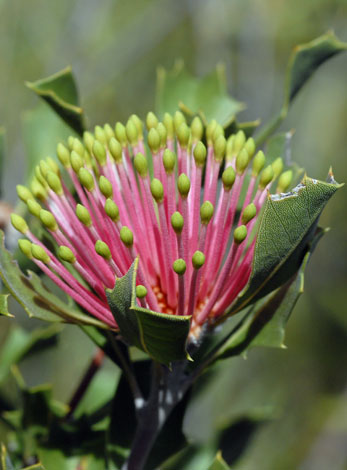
[{"x1": 1, "y1": 1, "x2": 347, "y2": 469}]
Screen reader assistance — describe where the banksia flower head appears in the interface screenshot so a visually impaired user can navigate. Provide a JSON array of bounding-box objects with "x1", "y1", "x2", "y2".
[{"x1": 12, "y1": 111, "x2": 291, "y2": 337}]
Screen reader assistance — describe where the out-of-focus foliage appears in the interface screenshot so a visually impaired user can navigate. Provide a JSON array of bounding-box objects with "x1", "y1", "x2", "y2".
[{"x1": 1, "y1": 1, "x2": 347, "y2": 469}]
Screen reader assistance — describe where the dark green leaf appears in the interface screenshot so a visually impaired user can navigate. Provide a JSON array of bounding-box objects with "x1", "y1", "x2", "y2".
[
  {"x1": 21, "y1": 103, "x2": 76, "y2": 180},
  {"x1": 38, "y1": 448, "x2": 103, "y2": 470},
  {"x1": 0, "y1": 230, "x2": 110, "y2": 329},
  {"x1": 106, "y1": 258, "x2": 191, "y2": 365},
  {"x1": 25, "y1": 67, "x2": 85, "y2": 136},
  {"x1": 228, "y1": 175, "x2": 341, "y2": 316},
  {"x1": 156, "y1": 61, "x2": 244, "y2": 127},
  {"x1": 256, "y1": 32, "x2": 347, "y2": 144},
  {"x1": 0, "y1": 323, "x2": 61, "y2": 384},
  {"x1": 208, "y1": 452, "x2": 230, "y2": 470}
]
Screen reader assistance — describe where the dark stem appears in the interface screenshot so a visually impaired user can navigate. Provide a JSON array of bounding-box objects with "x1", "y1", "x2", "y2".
[{"x1": 66, "y1": 348, "x2": 105, "y2": 419}]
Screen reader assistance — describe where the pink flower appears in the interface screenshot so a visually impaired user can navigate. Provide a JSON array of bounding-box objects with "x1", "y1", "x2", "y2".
[{"x1": 11, "y1": 112, "x2": 291, "y2": 337}]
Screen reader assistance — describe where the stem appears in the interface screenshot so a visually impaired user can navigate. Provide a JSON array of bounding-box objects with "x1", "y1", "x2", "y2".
[{"x1": 66, "y1": 348, "x2": 105, "y2": 419}]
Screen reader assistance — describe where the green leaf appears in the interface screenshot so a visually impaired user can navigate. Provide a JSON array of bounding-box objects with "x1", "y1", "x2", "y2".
[
  {"x1": 0, "y1": 294, "x2": 14, "y2": 317},
  {"x1": 22, "y1": 102, "x2": 76, "y2": 180},
  {"x1": 0, "y1": 444, "x2": 15, "y2": 470},
  {"x1": 208, "y1": 452, "x2": 230, "y2": 470},
  {"x1": 0, "y1": 230, "x2": 110, "y2": 329},
  {"x1": 216, "y1": 227, "x2": 325, "y2": 360},
  {"x1": 25, "y1": 67, "x2": 85, "y2": 136},
  {"x1": 256, "y1": 32, "x2": 347, "y2": 144},
  {"x1": 0, "y1": 323, "x2": 61, "y2": 384},
  {"x1": 227, "y1": 175, "x2": 342, "y2": 316},
  {"x1": 0, "y1": 127, "x2": 5, "y2": 197},
  {"x1": 106, "y1": 258, "x2": 191, "y2": 365},
  {"x1": 156, "y1": 61, "x2": 244, "y2": 127}
]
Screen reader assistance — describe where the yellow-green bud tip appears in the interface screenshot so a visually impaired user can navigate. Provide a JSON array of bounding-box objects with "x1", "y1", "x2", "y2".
[
  {"x1": 146, "y1": 111, "x2": 158, "y2": 130},
  {"x1": 206, "y1": 120, "x2": 217, "y2": 145},
  {"x1": 76, "y1": 204, "x2": 92, "y2": 227},
  {"x1": 57, "y1": 143, "x2": 70, "y2": 168},
  {"x1": 136, "y1": 285, "x2": 147, "y2": 298},
  {"x1": 192, "y1": 251, "x2": 205, "y2": 269},
  {"x1": 58, "y1": 246, "x2": 76, "y2": 264},
  {"x1": 72, "y1": 138, "x2": 85, "y2": 157},
  {"x1": 163, "y1": 149, "x2": 176, "y2": 174},
  {"x1": 241, "y1": 203, "x2": 257, "y2": 225},
  {"x1": 259, "y1": 165, "x2": 274, "y2": 189},
  {"x1": 93, "y1": 140, "x2": 107, "y2": 166},
  {"x1": 120, "y1": 226, "x2": 133, "y2": 247},
  {"x1": 244, "y1": 137, "x2": 256, "y2": 159},
  {"x1": 39, "y1": 209, "x2": 58, "y2": 231},
  {"x1": 83, "y1": 131, "x2": 95, "y2": 154},
  {"x1": 193, "y1": 141, "x2": 207, "y2": 167},
  {"x1": 150, "y1": 178, "x2": 164, "y2": 203},
  {"x1": 213, "y1": 135, "x2": 226, "y2": 162},
  {"x1": 148, "y1": 128, "x2": 160, "y2": 153},
  {"x1": 95, "y1": 125, "x2": 107, "y2": 145},
  {"x1": 70, "y1": 150, "x2": 84, "y2": 174},
  {"x1": 115, "y1": 123, "x2": 127, "y2": 147},
  {"x1": 222, "y1": 167, "x2": 236, "y2": 190},
  {"x1": 177, "y1": 123, "x2": 190, "y2": 148},
  {"x1": 252, "y1": 150, "x2": 265, "y2": 176},
  {"x1": 31, "y1": 244, "x2": 51, "y2": 264},
  {"x1": 173, "y1": 258, "x2": 186, "y2": 275},
  {"x1": 11, "y1": 214, "x2": 28, "y2": 234},
  {"x1": 109, "y1": 138, "x2": 123, "y2": 163},
  {"x1": 78, "y1": 168, "x2": 95, "y2": 192},
  {"x1": 163, "y1": 113, "x2": 174, "y2": 139},
  {"x1": 234, "y1": 130, "x2": 246, "y2": 153},
  {"x1": 171, "y1": 212, "x2": 184, "y2": 234},
  {"x1": 18, "y1": 239, "x2": 32, "y2": 258},
  {"x1": 177, "y1": 173, "x2": 190, "y2": 198},
  {"x1": 157, "y1": 122, "x2": 167, "y2": 148},
  {"x1": 99, "y1": 176, "x2": 113, "y2": 198},
  {"x1": 27, "y1": 198, "x2": 42, "y2": 217},
  {"x1": 16, "y1": 185, "x2": 33, "y2": 203},
  {"x1": 191, "y1": 116, "x2": 203, "y2": 142},
  {"x1": 126, "y1": 119, "x2": 138, "y2": 145},
  {"x1": 134, "y1": 153, "x2": 148, "y2": 177},
  {"x1": 272, "y1": 157, "x2": 284, "y2": 179},
  {"x1": 234, "y1": 225, "x2": 247, "y2": 244},
  {"x1": 104, "y1": 123, "x2": 115, "y2": 141},
  {"x1": 277, "y1": 170, "x2": 293, "y2": 193},
  {"x1": 236, "y1": 148, "x2": 249, "y2": 174},
  {"x1": 104, "y1": 199, "x2": 119, "y2": 222},
  {"x1": 46, "y1": 172, "x2": 63, "y2": 195},
  {"x1": 200, "y1": 201, "x2": 214, "y2": 224},
  {"x1": 95, "y1": 240, "x2": 111, "y2": 260},
  {"x1": 173, "y1": 111, "x2": 186, "y2": 133}
]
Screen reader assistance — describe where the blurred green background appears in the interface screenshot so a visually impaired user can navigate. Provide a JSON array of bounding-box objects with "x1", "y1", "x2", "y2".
[{"x1": 0, "y1": 1, "x2": 347, "y2": 469}]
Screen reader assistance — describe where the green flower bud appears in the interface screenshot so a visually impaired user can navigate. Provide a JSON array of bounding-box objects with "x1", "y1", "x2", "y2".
[
  {"x1": 31, "y1": 244, "x2": 50, "y2": 264},
  {"x1": 244, "y1": 137, "x2": 256, "y2": 159},
  {"x1": 95, "y1": 125, "x2": 107, "y2": 145},
  {"x1": 206, "y1": 120, "x2": 217, "y2": 145},
  {"x1": 163, "y1": 113, "x2": 174, "y2": 139},
  {"x1": 104, "y1": 199, "x2": 119, "y2": 222},
  {"x1": 146, "y1": 111, "x2": 158, "y2": 130},
  {"x1": 18, "y1": 239, "x2": 32, "y2": 258},
  {"x1": 99, "y1": 176, "x2": 113, "y2": 198},
  {"x1": 76, "y1": 204, "x2": 92, "y2": 227},
  {"x1": 95, "y1": 240, "x2": 111, "y2": 260},
  {"x1": 252, "y1": 150, "x2": 266, "y2": 177},
  {"x1": 259, "y1": 165, "x2": 274, "y2": 189},
  {"x1": 177, "y1": 173, "x2": 190, "y2": 198},
  {"x1": 104, "y1": 123, "x2": 115, "y2": 141},
  {"x1": 115, "y1": 123, "x2": 127, "y2": 147},
  {"x1": 222, "y1": 166, "x2": 236, "y2": 191},
  {"x1": 236, "y1": 148, "x2": 249, "y2": 174},
  {"x1": 177, "y1": 123, "x2": 190, "y2": 149},
  {"x1": 233, "y1": 130, "x2": 246, "y2": 154},
  {"x1": 83, "y1": 131, "x2": 95, "y2": 154},
  {"x1": 192, "y1": 251, "x2": 205, "y2": 269},
  {"x1": 109, "y1": 138, "x2": 123, "y2": 163},
  {"x1": 16, "y1": 185, "x2": 33, "y2": 202},
  {"x1": 171, "y1": 211, "x2": 184, "y2": 234},
  {"x1": 93, "y1": 140, "x2": 107, "y2": 166},
  {"x1": 272, "y1": 157, "x2": 284, "y2": 179},
  {"x1": 234, "y1": 225, "x2": 247, "y2": 244},
  {"x1": 191, "y1": 116, "x2": 203, "y2": 142},
  {"x1": 46, "y1": 157, "x2": 60, "y2": 175},
  {"x1": 70, "y1": 150, "x2": 84, "y2": 174},
  {"x1": 148, "y1": 128, "x2": 160, "y2": 154},
  {"x1": 136, "y1": 285, "x2": 147, "y2": 298},
  {"x1": 134, "y1": 153, "x2": 148, "y2": 177},
  {"x1": 173, "y1": 111, "x2": 186, "y2": 133},
  {"x1": 39, "y1": 209, "x2": 58, "y2": 231},
  {"x1": 39, "y1": 160, "x2": 50, "y2": 178},
  {"x1": 72, "y1": 138, "x2": 85, "y2": 157},
  {"x1": 58, "y1": 246, "x2": 76, "y2": 264},
  {"x1": 27, "y1": 198, "x2": 42, "y2": 217},
  {"x1": 126, "y1": 119, "x2": 138, "y2": 146},
  {"x1": 78, "y1": 168, "x2": 95, "y2": 192},
  {"x1": 163, "y1": 149, "x2": 176, "y2": 174},
  {"x1": 277, "y1": 170, "x2": 293, "y2": 193},
  {"x1": 30, "y1": 178, "x2": 47, "y2": 201},
  {"x1": 212, "y1": 124, "x2": 224, "y2": 143},
  {"x1": 57, "y1": 143, "x2": 71, "y2": 168},
  {"x1": 130, "y1": 114, "x2": 143, "y2": 139},
  {"x1": 156, "y1": 123, "x2": 167, "y2": 149},
  {"x1": 150, "y1": 178, "x2": 164, "y2": 203},
  {"x1": 120, "y1": 226, "x2": 134, "y2": 247},
  {"x1": 241, "y1": 203, "x2": 257, "y2": 225},
  {"x1": 35, "y1": 165, "x2": 46, "y2": 186},
  {"x1": 67, "y1": 136, "x2": 75, "y2": 150},
  {"x1": 200, "y1": 201, "x2": 214, "y2": 224},
  {"x1": 46, "y1": 172, "x2": 63, "y2": 195},
  {"x1": 173, "y1": 258, "x2": 186, "y2": 275},
  {"x1": 193, "y1": 141, "x2": 207, "y2": 167},
  {"x1": 213, "y1": 135, "x2": 226, "y2": 162}
]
